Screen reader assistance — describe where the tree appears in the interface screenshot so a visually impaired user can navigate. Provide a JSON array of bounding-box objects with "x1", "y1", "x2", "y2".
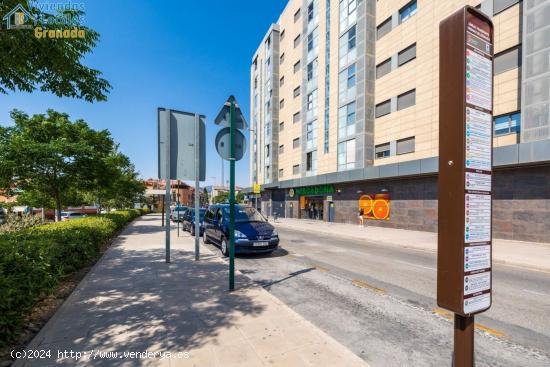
[
  {"x1": 236, "y1": 192, "x2": 245, "y2": 203},
  {"x1": 0, "y1": 1, "x2": 110, "y2": 101},
  {"x1": 200, "y1": 188, "x2": 209, "y2": 207},
  {"x1": 212, "y1": 191, "x2": 229, "y2": 204},
  {"x1": 0, "y1": 109, "x2": 129, "y2": 221}
]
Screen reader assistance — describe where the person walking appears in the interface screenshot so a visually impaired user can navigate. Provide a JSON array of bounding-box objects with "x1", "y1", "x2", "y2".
[{"x1": 358, "y1": 208, "x2": 365, "y2": 227}]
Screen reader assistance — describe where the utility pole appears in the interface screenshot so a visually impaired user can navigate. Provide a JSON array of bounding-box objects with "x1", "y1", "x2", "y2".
[{"x1": 229, "y1": 100, "x2": 236, "y2": 290}]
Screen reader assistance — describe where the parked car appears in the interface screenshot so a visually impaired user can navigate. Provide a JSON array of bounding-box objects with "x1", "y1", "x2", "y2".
[
  {"x1": 203, "y1": 204, "x2": 279, "y2": 256},
  {"x1": 171, "y1": 206, "x2": 188, "y2": 222},
  {"x1": 60, "y1": 212, "x2": 87, "y2": 221},
  {"x1": 182, "y1": 208, "x2": 206, "y2": 236},
  {"x1": 0, "y1": 207, "x2": 6, "y2": 225}
]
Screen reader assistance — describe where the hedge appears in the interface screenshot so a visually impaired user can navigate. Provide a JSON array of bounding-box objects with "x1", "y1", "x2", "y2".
[{"x1": 0, "y1": 208, "x2": 149, "y2": 347}]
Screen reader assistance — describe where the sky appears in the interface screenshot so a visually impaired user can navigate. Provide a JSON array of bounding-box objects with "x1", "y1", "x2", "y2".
[{"x1": 0, "y1": 0, "x2": 288, "y2": 187}]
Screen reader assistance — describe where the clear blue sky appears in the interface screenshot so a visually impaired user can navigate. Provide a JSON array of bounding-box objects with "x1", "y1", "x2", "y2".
[{"x1": 0, "y1": 0, "x2": 288, "y2": 187}]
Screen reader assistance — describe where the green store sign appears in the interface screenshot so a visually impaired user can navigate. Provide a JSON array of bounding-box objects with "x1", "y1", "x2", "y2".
[{"x1": 292, "y1": 184, "x2": 334, "y2": 197}]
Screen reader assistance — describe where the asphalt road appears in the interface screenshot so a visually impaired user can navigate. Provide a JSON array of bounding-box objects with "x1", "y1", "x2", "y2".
[{"x1": 201, "y1": 226, "x2": 550, "y2": 367}]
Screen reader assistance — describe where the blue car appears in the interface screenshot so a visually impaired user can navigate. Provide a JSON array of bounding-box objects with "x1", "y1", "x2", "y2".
[
  {"x1": 203, "y1": 204, "x2": 279, "y2": 256},
  {"x1": 182, "y1": 208, "x2": 206, "y2": 236}
]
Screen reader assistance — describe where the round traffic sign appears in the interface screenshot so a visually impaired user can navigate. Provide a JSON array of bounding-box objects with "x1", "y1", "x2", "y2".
[{"x1": 215, "y1": 127, "x2": 247, "y2": 161}]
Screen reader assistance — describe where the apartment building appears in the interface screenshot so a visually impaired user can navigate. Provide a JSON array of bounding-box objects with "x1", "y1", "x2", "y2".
[{"x1": 249, "y1": 0, "x2": 550, "y2": 242}]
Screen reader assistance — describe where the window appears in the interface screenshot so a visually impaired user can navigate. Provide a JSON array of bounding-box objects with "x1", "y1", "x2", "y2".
[
  {"x1": 265, "y1": 144, "x2": 270, "y2": 157},
  {"x1": 280, "y1": 99, "x2": 285, "y2": 109},
  {"x1": 399, "y1": 1, "x2": 417, "y2": 23},
  {"x1": 293, "y1": 111, "x2": 301, "y2": 123},
  {"x1": 307, "y1": 59, "x2": 318, "y2": 81},
  {"x1": 494, "y1": 46, "x2": 521, "y2": 75},
  {"x1": 306, "y1": 120, "x2": 317, "y2": 149},
  {"x1": 280, "y1": 76, "x2": 285, "y2": 86},
  {"x1": 338, "y1": 102, "x2": 356, "y2": 139},
  {"x1": 339, "y1": 25, "x2": 357, "y2": 67},
  {"x1": 279, "y1": 144, "x2": 285, "y2": 154},
  {"x1": 377, "y1": 17, "x2": 392, "y2": 40},
  {"x1": 280, "y1": 121, "x2": 285, "y2": 131},
  {"x1": 279, "y1": 168, "x2": 284, "y2": 178},
  {"x1": 294, "y1": 34, "x2": 301, "y2": 48},
  {"x1": 254, "y1": 77, "x2": 258, "y2": 89},
  {"x1": 398, "y1": 43, "x2": 416, "y2": 66},
  {"x1": 493, "y1": 0, "x2": 519, "y2": 15},
  {"x1": 376, "y1": 58, "x2": 392, "y2": 79},
  {"x1": 307, "y1": 1, "x2": 314, "y2": 22},
  {"x1": 375, "y1": 143, "x2": 390, "y2": 159},
  {"x1": 339, "y1": 63, "x2": 356, "y2": 102},
  {"x1": 294, "y1": 9, "x2": 301, "y2": 22},
  {"x1": 293, "y1": 137, "x2": 300, "y2": 148},
  {"x1": 266, "y1": 166, "x2": 270, "y2": 179},
  {"x1": 294, "y1": 60, "x2": 301, "y2": 73},
  {"x1": 337, "y1": 139, "x2": 356, "y2": 171},
  {"x1": 339, "y1": 0, "x2": 358, "y2": 31},
  {"x1": 280, "y1": 52, "x2": 285, "y2": 64},
  {"x1": 306, "y1": 150, "x2": 317, "y2": 172},
  {"x1": 397, "y1": 89, "x2": 416, "y2": 110},
  {"x1": 494, "y1": 112, "x2": 520, "y2": 136},
  {"x1": 307, "y1": 90, "x2": 318, "y2": 112},
  {"x1": 294, "y1": 86, "x2": 301, "y2": 98},
  {"x1": 375, "y1": 99, "x2": 391, "y2": 118},
  {"x1": 293, "y1": 164, "x2": 300, "y2": 175},
  {"x1": 396, "y1": 136, "x2": 415, "y2": 155},
  {"x1": 280, "y1": 29, "x2": 285, "y2": 40}
]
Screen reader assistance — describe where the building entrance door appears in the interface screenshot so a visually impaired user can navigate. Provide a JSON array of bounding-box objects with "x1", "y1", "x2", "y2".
[{"x1": 301, "y1": 196, "x2": 324, "y2": 220}]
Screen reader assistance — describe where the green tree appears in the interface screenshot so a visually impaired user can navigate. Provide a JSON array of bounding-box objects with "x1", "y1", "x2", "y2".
[
  {"x1": 0, "y1": 1, "x2": 110, "y2": 101},
  {"x1": 0, "y1": 109, "x2": 122, "y2": 221},
  {"x1": 212, "y1": 191, "x2": 229, "y2": 204},
  {"x1": 236, "y1": 192, "x2": 245, "y2": 203},
  {"x1": 200, "y1": 188, "x2": 209, "y2": 207}
]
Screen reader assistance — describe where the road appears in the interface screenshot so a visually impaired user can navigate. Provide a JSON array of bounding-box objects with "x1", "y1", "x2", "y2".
[{"x1": 201, "y1": 226, "x2": 550, "y2": 366}]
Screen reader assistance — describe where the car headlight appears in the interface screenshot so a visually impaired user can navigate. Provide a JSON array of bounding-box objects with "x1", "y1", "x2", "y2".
[
  {"x1": 272, "y1": 229, "x2": 278, "y2": 237},
  {"x1": 234, "y1": 230, "x2": 247, "y2": 239}
]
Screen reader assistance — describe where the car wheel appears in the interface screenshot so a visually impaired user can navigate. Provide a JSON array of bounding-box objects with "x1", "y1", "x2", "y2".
[
  {"x1": 221, "y1": 237, "x2": 229, "y2": 257},
  {"x1": 203, "y1": 230, "x2": 210, "y2": 244}
]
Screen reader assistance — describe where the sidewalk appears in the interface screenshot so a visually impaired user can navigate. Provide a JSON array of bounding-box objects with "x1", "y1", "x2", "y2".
[
  {"x1": 15, "y1": 214, "x2": 368, "y2": 367},
  {"x1": 274, "y1": 217, "x2": 550, "y2": 273}
]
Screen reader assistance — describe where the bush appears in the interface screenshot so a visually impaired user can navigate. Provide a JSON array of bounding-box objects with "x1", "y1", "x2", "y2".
[
  {"x1": 0, "y1": 212, "x2": 43, "y2": 234},
  {"x1": 0, "y1": 209, "x2": 148, "y2": 347}
]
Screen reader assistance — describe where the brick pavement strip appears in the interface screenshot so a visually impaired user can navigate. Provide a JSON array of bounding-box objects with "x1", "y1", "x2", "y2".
[{"x1": 13, "y1": 214, "x2": 368, "y2": 367}]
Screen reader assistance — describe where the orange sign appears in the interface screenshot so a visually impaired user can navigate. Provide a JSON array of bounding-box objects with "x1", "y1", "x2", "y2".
[{"x1": 358, "y1": 193, "x2": 390, "y2": 220}]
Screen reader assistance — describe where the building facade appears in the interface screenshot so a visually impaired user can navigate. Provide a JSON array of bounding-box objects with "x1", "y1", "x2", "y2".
[{"x1": 249, "y1": 0, "x2": 550, "y2": 242}]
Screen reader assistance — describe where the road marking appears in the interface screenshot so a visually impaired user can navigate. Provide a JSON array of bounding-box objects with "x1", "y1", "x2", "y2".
[
  {"x1": 432, "y1": 308, "x2": 505, "y2": 338},
  {"x1": 524, "y1": 289, "x2": 549, "y2": 297},
  {"x1": 352, "y1": 279, "x2": 386, "y2": 294},
  {"x1": 396, "y1": 260, "x2": 436, "y2": 270}
]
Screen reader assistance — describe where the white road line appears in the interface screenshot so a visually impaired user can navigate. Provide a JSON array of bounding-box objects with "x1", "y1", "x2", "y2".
[
  {"x1": 396, "y1": 260, "x2": 436, "y2": 271},
  {"x1": 523, "y1": 289, "x2": 550, "y2": 297}
]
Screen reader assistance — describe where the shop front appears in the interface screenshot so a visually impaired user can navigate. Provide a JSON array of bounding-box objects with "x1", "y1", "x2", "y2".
[{"x1": 288, "y1": 184, "x2": 335, "y2": 221}]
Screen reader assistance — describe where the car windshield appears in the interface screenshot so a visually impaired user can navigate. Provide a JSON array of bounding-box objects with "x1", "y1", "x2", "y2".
[{"x1": 222, "y1": 206, "x2": 266, "y2": 223}]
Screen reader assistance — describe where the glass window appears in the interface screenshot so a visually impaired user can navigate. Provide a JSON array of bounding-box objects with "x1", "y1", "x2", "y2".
[
  {"x1": 293, "y1": 164, "x2": 300, "y2": 175},
  {"x1": 337, "y1": 139, "x2": 356, "y2": 171},
  {"x1": 280, "y1": 52, "x2": 285, "y2": 64},
  {"x1": 279, "y1": 144, "x2": 284, "y2": 154},
  {"x1": 375, "y1": 143, "x2": 390, "y2": 159},
  {"x1": 338, "y1": 101, "x2": 356, "y2": 139},
  {"x1": 280, "y1": 29, "x2": 285, "y2": 40},
  {"x1": 398, "y1": 43, "x2": 416, "y2": 66},
  {"x1": 280, "y1": 99, "x2": 285, "y2": 109},
  {"x1": 306, "y1": 150, "x2": 317, "y2": 172},
  {"x1": 339, "y1": 25, "x2": 357, "y2": 68},
  {"x1": 339, "y1": 0, "x2": 357, "y2": 31},
  {"x1": 293, "y1": 137, "x2": 300, "y2": 148},
  {"x1": 222, "y1": 206, "x2": 267, "y2": 222},
  {"x1": 294, "y1": 60, "x2": 301, "y2": 73},
  {"x1": 307, "y1": 59, "x2": 318, "y2": 81},
  {"x1": 376, "y1": 58, "x2": 392, "y2": 79},
  {"x1": 339, "y1": 63, "x2": 356, "y2": 103},
  {"x1": 397, "y1": 89, "x2": 416, "y2": 110},
  {"x1": 294, "y1": 9, "x2": 301, "y2": 22},
  {"x1": 280, "y1": 76, "x2": 285, "y2": 86},
  {"x1": 375, "y1": 100, "x2": 391, "y2": 118},
  {"x1": 293, "y1": 111, "x2": 301, "y2": 123},
  {"x1": 294, "y1": 34, "x2": 301, "y2": 48},
  {"x1": 348, "y1": 25, "x2": 356, "y2": 49},
  {"x1": 308, "y1": 1, "x2": 314, "y2": 22},
  {"x1": 306, "y1": 120, "x2": 318, "y2": 149},
  {"x1": 307, "y1": 90, "x2": 318, "y2": 113},
  {"x1": 396, "y1": 136, "x2": 415, "y2": 155},
  {"x1": 377, "y1": 17, "x2": 392, "y2": 40},
  {"x1": 399, "y1": 1, "x2": 417, "y2": 23},
  {"x1": 494, "y1": 46, "x2": 520, "y2": 75},
  {"x1": 279, "y1": 168, "x2": 284, "y2": 177},
  {"x1": 494, "y1": 112, "x2": 521, "y2": 135},
  {"x1": 294, "y1": 86, "x2": 301, "y2": 98},
  {"x1": 280, "y1": 121, "x2": 284, "y2": 131}
]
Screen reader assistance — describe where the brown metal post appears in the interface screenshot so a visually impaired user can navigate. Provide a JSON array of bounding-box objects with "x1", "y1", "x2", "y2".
[{"x1": 454, "y1": 314, "x2": 475, "y2": 367}]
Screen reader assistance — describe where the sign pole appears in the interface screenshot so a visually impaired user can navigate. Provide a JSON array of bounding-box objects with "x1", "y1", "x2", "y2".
[
  {"x1": 454, "y1": 314, "x2": 475, "y2": 366},
  {"x1": 229, "y1": 100, "x2": 236, "y2": 291},
  {"x1": 194, "y1": 113, "x2": 201, "y2": 261},
  {"x1": 165, "y1": 109, "x2": 171, "y2": 263}
]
